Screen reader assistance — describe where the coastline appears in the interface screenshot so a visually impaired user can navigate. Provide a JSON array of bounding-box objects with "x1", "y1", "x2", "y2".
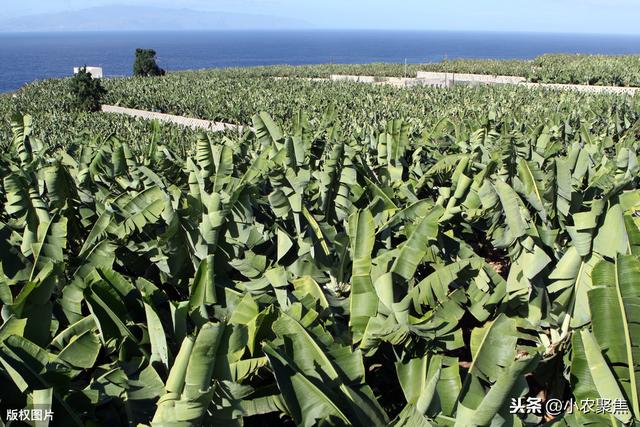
[{"x1": 2, "y1": 30, "x2": 640, "y2": 92}]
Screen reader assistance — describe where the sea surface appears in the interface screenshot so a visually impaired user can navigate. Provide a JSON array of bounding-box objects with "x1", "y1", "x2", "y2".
[{"x1": 1, "y1": 30, "x2": 640, "y2": 92}]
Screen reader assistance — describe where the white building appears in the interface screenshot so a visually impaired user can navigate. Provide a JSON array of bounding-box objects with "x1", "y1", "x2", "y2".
[{"x1": 73, "y1": 66, "x2": 103, "y2": 79}]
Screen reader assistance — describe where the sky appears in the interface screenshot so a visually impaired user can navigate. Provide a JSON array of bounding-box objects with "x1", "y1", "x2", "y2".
[{"x1": 3, "y1": 0, "x2": 640, "y2": 35}]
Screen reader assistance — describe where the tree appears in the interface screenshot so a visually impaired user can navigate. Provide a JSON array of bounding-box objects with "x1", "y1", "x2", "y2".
[
  {"x1": 133, "y1": 48, "x2": 166, "y2": 77},
  {"x1": 68, "y1": 66, "x2": 107, "y2": 112}
]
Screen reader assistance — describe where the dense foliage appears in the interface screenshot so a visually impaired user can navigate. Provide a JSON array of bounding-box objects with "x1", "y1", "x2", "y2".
[
  {"x1": 1, "y1": 92, "x2": 640, "y2": 426},
  {"x1": 6, "y1": 74, "x2": 640, "y2": 148},
  {"x1": 528, "y1": 54, "x2": 640, "y2": 86},
  {"x1": 164, "y1": 54, "x2": 640, "y2": 87},
  {"x1": 138, "y1": 54, "x2": 640, "y2": 88},
  {"x1": 421, "y1": 54, "x2": 640, "y2": 87},
  {"x1": 0, "y1": 85, "x2": 223, "y2": 152},
  {"x1": 100, "y1": 74, "x2": 640, "y2": 128}
]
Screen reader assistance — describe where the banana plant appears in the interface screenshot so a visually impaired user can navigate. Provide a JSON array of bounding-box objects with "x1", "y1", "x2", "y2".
[{"x1": 0, "y1": 99, "x2": 639, "y2": 427}]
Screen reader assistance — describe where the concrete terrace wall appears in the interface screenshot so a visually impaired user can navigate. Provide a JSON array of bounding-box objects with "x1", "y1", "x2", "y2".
[
  {"x1": 74, "y1": 66, "x2": 103, "y2": 79},
  {"x1": 331, "y1": 72, "x2": 639, "y2": 95},
  {"x1": 330, "y1": 73, "x2": 527, "y2": 88},
  {"x1": 330, "y1": 75, "x2": 377, "y2": 83},
  {"x1": 404, "y1": 78, "x2": 451, "y2": 88},
  {"x1": 329, "y1": 74, "x2": 450, "y2": 88},
  {"x1": 415, "y1": 72, "x2": 638, "y2": 94},
  {"x1": 101, "y1": 105, "x2": 247, "y2": 132},
  {"x1": 416, "y1": 71, "x2": 527, "y2": 86},
  {"x1": 521, "y1": 82, "x2": 638, "y2": 96}
]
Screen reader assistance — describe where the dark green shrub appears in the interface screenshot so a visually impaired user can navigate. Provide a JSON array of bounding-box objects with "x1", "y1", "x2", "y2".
[
  {"x1": 133, "y1": 49, "x2": 166, "y2": 77},
  {"x1": 68, "y1": 66, "x2": 107, "y2": 112}
]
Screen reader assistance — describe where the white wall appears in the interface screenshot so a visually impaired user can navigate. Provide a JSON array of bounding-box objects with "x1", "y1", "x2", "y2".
[{"x1": 73, "y1": 67, "x2": 103, "y2": 78}]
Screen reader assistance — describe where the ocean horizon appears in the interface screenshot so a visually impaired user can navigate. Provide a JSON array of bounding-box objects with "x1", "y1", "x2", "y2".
[{"x1": 2, "y1": 30, "x2": 640, "y2": 92}]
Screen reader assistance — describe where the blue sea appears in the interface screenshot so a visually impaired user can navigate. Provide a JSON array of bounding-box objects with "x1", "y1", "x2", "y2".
[{"x1": 1, "y1": 30, "x2": 640, "y2": 93}]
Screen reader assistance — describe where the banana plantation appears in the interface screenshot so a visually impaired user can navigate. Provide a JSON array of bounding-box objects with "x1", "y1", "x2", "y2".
[
  {"x1": 1, "y1": 69, "x2": 640, "y2": 426},
  {"x1": 117, "y1": 53, "x2": 640, "y2": 86}
]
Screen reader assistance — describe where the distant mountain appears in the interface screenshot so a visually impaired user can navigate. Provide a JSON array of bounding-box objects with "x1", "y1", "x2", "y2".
[{"x1": 0, "y1": 5, "x2": 310, "y2": 32}]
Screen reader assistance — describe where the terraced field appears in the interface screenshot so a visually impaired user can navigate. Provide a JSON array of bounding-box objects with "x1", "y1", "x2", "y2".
[
  {"x1": 0, "y1": 61, "x2": 640, "y2": 426},
  {"x1": 156, "y1": 54, "x2": 640, "y2": 87}
]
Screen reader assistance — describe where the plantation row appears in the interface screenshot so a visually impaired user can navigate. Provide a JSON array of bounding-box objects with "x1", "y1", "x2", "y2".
[
  {"x1": 1, "y1": 89, "x2": 640, "y2": 426},
  {"x1": 173, "y1": 54, "x2": 640, "y2": 87},
  {"x1": 100, "y1": 75, "x2": 640, "y2": 130},
  {"x1": 426, "y1": 54, "x2": 640, "y2": 87},
  {"x1": 3, "y1": 75, "x2": 640, "y2": 150},
  {"x1": 0, "y1": 91, "x2": 230, "y2": 152}
]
